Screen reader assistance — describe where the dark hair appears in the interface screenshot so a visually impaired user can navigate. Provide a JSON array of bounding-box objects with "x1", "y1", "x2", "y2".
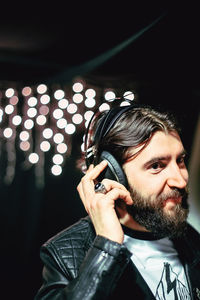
[{"x1": 77, "y1": 104, "x2": 181, "y2": 173}]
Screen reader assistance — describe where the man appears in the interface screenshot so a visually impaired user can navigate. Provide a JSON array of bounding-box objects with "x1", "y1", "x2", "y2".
[{"x1": 35, "y1": 103, "x2": 200, "y2": 299}]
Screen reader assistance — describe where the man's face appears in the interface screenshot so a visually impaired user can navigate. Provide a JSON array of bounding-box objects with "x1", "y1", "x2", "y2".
[{"x1": 123, "y1": 131, "x2": 189, "y2": 238}]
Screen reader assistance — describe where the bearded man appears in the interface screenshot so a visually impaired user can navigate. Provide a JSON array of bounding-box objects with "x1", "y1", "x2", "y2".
[{"x1": 35, "y1": 102, "x2": 200, "y2": 300}]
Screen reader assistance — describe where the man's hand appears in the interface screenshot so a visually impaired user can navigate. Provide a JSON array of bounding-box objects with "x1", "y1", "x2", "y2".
[{"x1": 77, "y1": 160, "x2": 133, "y2": 244}]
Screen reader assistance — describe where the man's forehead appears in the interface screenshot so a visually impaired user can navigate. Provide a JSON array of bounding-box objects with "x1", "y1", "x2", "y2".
[{"x1": 129, "y1": 131, "x2": 183, "y2": 159}]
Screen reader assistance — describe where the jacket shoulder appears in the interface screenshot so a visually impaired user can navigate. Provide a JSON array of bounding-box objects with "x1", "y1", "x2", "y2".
[
  {"x1": 44, "y1": 216, "x2": 94, "y2": 246},
  {"x1": 41, "y1": 216, "x2": 96, "y2": 278},
  {"x1": 173, "y1": 222, "x2": 200, "y2": 265},
  {"x1": 186, "y1": 222, "x2": 200, "y2": 242}
]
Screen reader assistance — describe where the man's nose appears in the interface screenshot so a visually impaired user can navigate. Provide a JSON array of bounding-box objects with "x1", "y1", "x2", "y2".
[{"x1": 167, "y1": 165, "x2": 188, "y2": 189}]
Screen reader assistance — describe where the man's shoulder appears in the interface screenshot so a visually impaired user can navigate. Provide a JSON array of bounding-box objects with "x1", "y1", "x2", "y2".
[
  {"x1": 43, "y1": 216, "x2": 95, "y2": 251},
  {"x1": 40, "y1": 216, "x2": 96, "y2": 278},
  {"x1": 186, "y1": 222, "x2": 200, "y2": 242},
  {"x1": 175, "y1": 222, "x2": 200, "y2": 263}
]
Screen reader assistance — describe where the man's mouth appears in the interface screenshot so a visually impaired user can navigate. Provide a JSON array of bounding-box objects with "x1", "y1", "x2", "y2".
[{"x1": 163, "y1": 197, "x2": 182, "y2": 207}]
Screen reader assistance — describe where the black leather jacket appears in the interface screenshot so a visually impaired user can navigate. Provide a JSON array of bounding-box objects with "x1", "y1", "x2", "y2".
[{"x1": 35, "y1": 216, "x2": 200, "y2": 300}]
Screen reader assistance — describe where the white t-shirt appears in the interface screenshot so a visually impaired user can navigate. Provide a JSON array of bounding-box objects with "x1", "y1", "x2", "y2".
[{"x1": 124, "y1": 232, "x2": 191, "y2": 299}]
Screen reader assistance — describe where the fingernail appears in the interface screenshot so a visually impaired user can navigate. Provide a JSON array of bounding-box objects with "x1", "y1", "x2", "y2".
[{"x1": 101, "y1": 160, "x2": 108, "y2": 166}]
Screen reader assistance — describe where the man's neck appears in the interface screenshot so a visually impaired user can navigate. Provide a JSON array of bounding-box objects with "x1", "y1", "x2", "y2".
[{"x1": 118, "y1": 208, "x2": 148, "y2": 232}]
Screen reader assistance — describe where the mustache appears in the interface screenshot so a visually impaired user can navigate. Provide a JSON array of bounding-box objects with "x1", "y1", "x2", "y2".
[{"x1": 158, "y1": 187, "x2": 189, "y2": 208}]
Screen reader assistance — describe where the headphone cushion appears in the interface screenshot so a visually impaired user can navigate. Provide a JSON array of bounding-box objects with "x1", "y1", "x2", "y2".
[{"x1": 98, "y1": 151, "x2": 128, "y2": 188}]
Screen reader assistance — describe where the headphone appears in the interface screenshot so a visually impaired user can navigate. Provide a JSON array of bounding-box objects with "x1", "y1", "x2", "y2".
[{"x1": 85, "y1": 102, "x2": 142, "y2": 188}]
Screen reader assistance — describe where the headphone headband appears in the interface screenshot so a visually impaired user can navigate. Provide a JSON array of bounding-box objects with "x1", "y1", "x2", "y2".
[{"x1": 94, "y1": 103, "x2": 142, "y2": 145}]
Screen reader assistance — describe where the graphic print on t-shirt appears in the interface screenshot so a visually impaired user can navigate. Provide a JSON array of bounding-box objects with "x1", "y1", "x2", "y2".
[{"x1": 155, "y1": 262, "x2": 190, "y2": 299}]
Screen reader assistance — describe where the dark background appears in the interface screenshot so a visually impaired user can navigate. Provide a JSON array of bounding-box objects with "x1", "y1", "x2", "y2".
[{"x1": 0, "y1": 3, "x2": 200, "y2": 299}]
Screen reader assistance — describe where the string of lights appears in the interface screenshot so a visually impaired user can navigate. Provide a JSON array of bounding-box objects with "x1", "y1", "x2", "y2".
[{"x1": 0, "y1": 77, "x2": 135, "y2": 188}]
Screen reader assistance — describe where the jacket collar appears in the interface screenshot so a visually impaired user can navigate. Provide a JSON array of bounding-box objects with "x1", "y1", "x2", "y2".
[
  {"x1": 85, "y1": 216, "x2": 200, "y2": 267},
  {"x1": 172, "y1": 226, "x2": 200, "y2": 267}
]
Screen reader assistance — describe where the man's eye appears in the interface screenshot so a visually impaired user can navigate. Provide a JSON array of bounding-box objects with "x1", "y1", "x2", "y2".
[
  {"x1": 177, "y1": 156, "x2": 185, "y2": 164},
  {"x1": 150, "y1": 162, "x2": 165, "y2": 171},
  {"x1": 151, "y1": 162, "x2": 160, "y2": 169}
]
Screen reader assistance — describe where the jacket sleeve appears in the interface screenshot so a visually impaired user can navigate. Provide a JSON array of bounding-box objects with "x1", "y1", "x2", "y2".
[{"x1": 35, "y1": 235, "x2": 132, "y2": 300}]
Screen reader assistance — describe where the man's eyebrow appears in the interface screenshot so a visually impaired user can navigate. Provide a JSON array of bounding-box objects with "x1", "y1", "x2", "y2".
[
  {"x1": 143, "y1": 149, "x2": 187, "y2": 169},
  {"x1": 143, "y1": 156, "x2": 170, "y2": 169}
]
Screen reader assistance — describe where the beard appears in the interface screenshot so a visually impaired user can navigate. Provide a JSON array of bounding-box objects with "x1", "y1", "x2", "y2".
[{"x1": 126, "y1": 186, "x2": 189, "y2": 239}]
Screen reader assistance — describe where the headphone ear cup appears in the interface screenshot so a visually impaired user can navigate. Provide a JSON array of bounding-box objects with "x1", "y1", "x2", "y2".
[{"x1": 97, "y1": 151, "x2": 128, "y2": 188}]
